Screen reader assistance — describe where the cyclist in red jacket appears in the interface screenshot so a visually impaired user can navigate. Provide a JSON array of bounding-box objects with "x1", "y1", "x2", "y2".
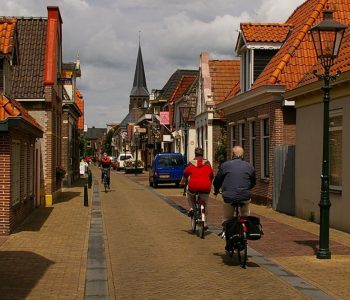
[{"x1": 180, "y1": 147, "x2": 214, "y2": 229}]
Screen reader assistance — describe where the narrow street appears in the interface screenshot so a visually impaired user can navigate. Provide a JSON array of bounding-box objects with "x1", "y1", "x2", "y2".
[{"x1": 94, "y1": 167, "x2": 307, "y2": 300}]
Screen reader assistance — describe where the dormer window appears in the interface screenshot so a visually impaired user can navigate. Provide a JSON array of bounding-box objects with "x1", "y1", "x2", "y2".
[
  {"x1": 236, "y1": 23, "x2": 292, "y2": 93},
  {"x1": 240, "y1": 48, "x2": 279, "y2": 93}
]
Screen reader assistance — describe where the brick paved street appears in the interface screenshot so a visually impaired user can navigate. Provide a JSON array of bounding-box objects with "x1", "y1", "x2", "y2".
[{"x1": 1, "y1": 168, "x2": 350, "y2": 299}]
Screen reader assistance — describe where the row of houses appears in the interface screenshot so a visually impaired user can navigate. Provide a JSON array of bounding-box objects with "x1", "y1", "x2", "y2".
[
  {"x1": 113, "y1": 0, "x2": 350, "y2": 233},
  {"x1": 0, "y1": 7, "x2": 85, "y2": 235}
]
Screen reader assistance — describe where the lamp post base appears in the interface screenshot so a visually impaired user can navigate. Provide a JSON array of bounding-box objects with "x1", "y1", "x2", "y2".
[{"x1": 316, "y1": 249, "x2": 331, "y2": 259}]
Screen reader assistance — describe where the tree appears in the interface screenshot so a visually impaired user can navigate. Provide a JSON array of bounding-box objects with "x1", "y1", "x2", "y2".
[{"x1": 103, "y1": 129, "x2": 114, "y2": 155}]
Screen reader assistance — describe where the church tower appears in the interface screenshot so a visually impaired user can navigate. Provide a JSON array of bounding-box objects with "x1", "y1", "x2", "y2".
[{"x1": 129, "y1": 41, "x2": 149, "y2": 112}]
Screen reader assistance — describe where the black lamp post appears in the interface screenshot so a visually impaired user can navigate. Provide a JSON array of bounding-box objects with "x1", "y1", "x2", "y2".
[
  {"x1": 179, "y1": 104, "x2": 192, "y2": 163},
  {"x1": 134, "y1": 130, "x2": 140, "y2": 176},
  {"x1": 310, "y1": 9, "x2": 346, "y2": 259}
]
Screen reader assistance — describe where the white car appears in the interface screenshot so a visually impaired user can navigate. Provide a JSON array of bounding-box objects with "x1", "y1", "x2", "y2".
[{"x1": 116, "y1": 153, "x2": 134, "y2": 170}]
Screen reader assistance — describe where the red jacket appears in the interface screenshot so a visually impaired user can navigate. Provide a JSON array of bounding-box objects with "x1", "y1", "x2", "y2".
[{"x1": 183, "y1": 157, "x2": 213, "y2": 193}]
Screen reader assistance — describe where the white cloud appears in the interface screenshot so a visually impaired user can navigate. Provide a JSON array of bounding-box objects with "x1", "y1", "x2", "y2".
[{"x1": 1, "y1": 0, "x2": 306, "y2": 127}]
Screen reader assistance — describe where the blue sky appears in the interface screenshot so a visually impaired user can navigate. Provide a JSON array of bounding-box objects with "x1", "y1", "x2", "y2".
[{"x1": 2, "y1": 0, "x2": 305, "y2": 127}]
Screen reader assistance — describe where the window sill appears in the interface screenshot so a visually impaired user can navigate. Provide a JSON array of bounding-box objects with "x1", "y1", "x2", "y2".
[
  {"x1": 330, "y1": 189, "x2": 342, "y2": 195},
  {"x1": 260, "y1": 178, "x2": 270, "y2": 183}
]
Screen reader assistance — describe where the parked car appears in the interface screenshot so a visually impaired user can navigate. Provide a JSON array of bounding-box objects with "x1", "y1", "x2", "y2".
[
  {"x1": 111, "y1": 157, "x2": 118, "y2": 170},
  {"x1": 149, "y1": 153, "x2": 185, "y2": 188},
  {"x1": 116, "y1": 153, "x2": 134, "y2": 171}
]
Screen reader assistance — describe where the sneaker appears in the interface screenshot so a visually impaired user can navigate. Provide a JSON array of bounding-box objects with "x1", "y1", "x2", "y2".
[
  {"x1": 187, "y1": 210, "x2": 194, "y2": 218},
  {"x1": 108, "y1": 185, "x2": 110, "y2": 190}
]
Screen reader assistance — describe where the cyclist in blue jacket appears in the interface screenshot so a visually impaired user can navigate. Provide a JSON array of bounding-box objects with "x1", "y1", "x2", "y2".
[{"x1": 213, "y1": 146, "x2": 256, "y2": 221}]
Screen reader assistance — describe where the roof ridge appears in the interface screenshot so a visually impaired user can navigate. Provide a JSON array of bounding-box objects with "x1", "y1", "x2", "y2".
[
  {"x1": 241, "y1": 22, "x2": 291, "y2": 26},
  {"x1": 268, "y1": 0, "x2": 327, "y2": 84}
]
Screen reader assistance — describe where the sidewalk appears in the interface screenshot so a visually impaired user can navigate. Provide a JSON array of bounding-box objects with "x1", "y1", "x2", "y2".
[
  {"x1": 130, "y1": 171, "x2": 350, "y2": 300},
  {"x1": 0, "y1": 177, "x2": 91, "y2": 299}
]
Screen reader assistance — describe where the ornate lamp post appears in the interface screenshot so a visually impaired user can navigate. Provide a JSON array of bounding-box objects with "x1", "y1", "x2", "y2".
[
  {"x1": 310, "y1": 9, "x2": 346, "y2": 259},
  {"x1": 179, "y1": 104, "x2": 192, "y2": 163}
]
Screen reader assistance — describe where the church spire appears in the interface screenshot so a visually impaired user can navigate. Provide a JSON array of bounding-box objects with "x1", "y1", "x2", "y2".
[{"x1": 130, "y1": 36, "x2": 149, "y2": 97}]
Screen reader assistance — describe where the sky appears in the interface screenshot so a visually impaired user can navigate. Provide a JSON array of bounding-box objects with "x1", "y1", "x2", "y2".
[{"x1": 2, "y1": 0, "x2": 305, "y2": 128}]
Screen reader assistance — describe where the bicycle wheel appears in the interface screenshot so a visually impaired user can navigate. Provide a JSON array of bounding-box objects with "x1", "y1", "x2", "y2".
[
  {"x1": 190, "y1": 205, "x2": 197, "y2": 233},
  {"x1": 198, "y1": 221, "x2": 205, "y2": 239},
  {"x1": 237, "y1": 232, "x2": 248, "y2": 268},
  {"x1": 104, "y1": 175, "x2": 108, "y2": 193}
]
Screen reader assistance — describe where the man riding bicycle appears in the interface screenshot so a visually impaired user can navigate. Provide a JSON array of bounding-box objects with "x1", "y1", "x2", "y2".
[
  {"x1": 99, "y1": 152, "x2": 111, "y2": 189},
  {"x1": 180, "y1": 147, "x2": 213, "y2": 230},
  {"x1": 213, "y1": 146, "x2": 256, "y2": 222}
]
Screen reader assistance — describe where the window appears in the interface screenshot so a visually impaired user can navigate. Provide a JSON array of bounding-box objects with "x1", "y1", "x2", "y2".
[
  {"x1": 23, "y1": 143, "x2": 28, "y2": 196},
  {"x1": 238, "y1": 123, "x2": 246, "y2": 151},
  {"x1": 231, "y1": 125, "x2": 237, "y2": 150},
  {"x1": 249, "y1": 121, "x2": 256, "y2": 167},
  {"x1": 29, "y1": 143, "x2": 34, "y2": 194},
  {"x1": 329, "y1": 110, "x2": 342, "y2": 189},
  {"x1": 261, "y1": 118, "x2": 270, "y2": 178},
  {"x1": 12, "y1": 140, "x2": 21, "y2": 205}
]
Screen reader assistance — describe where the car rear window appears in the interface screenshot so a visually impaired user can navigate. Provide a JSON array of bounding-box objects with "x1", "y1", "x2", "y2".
[
  {"x1": 158, "y1": 156, "x2": 183, "y2": 167},
  {"x1": 120, "y1": 155, "x2": 132, "y2": 161}
]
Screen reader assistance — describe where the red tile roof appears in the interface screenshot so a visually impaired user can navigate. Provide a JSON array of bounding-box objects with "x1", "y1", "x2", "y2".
[
  {"x1": 170, "y1": 75, "x2": 197, "y2": 102},
  {"x1": 75, "y1": 89, "x2": 84, "y2": 130},
  {"x1": 252, "y1": 0, "x2": 350, "y2": 91},
  {"x1": 0, "y1": 95, "x2": 42, "y2": 130},
  {"x1": 241, "y1": 23, "x2": 293, "y2": 43},
  {"x1": 209, "y1": 60, "x2": 240, "y2": 105},
  {"x1": 0, "y1": 18, "x2": 16, "y2": 54}
]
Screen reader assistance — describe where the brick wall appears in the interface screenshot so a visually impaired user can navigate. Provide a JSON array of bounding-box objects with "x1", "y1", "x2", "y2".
[
  {"x1": 0, "y1": 131, "x2": 36, "y2": 235},
  {"x1": 0, "y1": 134, "x2": 11, "y2": 235},
  {"x1": 225, "y1": 102, "x2": 296, "y2": 205}
]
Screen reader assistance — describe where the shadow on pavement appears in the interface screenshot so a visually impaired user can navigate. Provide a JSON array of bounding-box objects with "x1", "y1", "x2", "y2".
[
  {"x1": 14, "y1": 207, "x2": 53, "y2": 232},
  {"x1": 213, "y1": 252, "x2": 260, "y2": 268},
  {"x1": 0, "y1": 251, "x2": 54, "y2": 299},
  {"x1": 295, "y1": 239, "x2": 318, "y2": 254},
  {"x1": 56, "y1": 191, "x2": 82, "y2": 204}
]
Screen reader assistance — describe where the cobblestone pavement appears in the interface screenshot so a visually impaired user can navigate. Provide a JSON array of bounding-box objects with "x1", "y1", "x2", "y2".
[
  {"x1": 99, "y1": 170, "x2": 311, "y2": 300},
  {"x1": 1, "y1": 168, "x2": 350, "y2": 299},
  {"x1": 0, "y1": 178, "x2": 90, "y2": 299},
  {"x1": 129, "y1": 172, "x2": 350, "y2": 300}
]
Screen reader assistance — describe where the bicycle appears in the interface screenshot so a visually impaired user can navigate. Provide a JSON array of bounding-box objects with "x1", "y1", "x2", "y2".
[
  {"x1": 102, "y1": 168, "x2": 110, "y2": 193},
  {"x1": 220, "y1": 202, "x2": 249, "y2": 268},
  {"x1": 190, "y1": 192, "x2": 206, "y2": 239}
]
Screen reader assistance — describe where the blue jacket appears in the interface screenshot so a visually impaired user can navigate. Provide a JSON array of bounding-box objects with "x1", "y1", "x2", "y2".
[{"x1": 213, "y1": 157, "x2": 256, "y2": 203}]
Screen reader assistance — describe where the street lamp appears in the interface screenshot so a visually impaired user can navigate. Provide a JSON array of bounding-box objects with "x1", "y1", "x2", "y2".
[
  {"x1": 179, "y1": 104, "x2": 192, "y2": 163},
  {"x1": 134, "y1": 130, "x2": 140, "y2": 176},
  {"x1": 310, "y1": 9, "x2": 346, "y2": 259}
]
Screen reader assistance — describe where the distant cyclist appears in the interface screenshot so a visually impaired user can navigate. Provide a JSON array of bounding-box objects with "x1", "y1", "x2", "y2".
[
  {"x1": 180, "y1": 147, "x2": 214, "y2": 230},
  {"x1": 213, "y1": 146, "x2": 256, "y2": 221},
  {"x1": 99, "y1": 152, "x2": 111, "y2": 188}
]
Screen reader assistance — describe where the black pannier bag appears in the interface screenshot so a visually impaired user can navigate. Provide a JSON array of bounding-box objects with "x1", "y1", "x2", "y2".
[
  {"x1": 223, "y1": 217, "x2": 241, "y2": 249},
  {"x1": 243, "y1": 216, "x2": 263, "y2": 240}
]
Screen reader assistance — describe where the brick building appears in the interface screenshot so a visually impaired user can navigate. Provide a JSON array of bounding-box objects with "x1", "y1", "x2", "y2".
[
  {"x1": 61, "y1": 61, "x2": 82, "y2": 187},
  {"x1": 8, "y1": 7, "x2": 65, "y2": 205},
  {"x1": 0, "y1": 95, "x2": 43, "y2": 235}
]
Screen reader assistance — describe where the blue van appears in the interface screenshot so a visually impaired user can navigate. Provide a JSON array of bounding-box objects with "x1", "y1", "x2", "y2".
[{"x1": 149, "y1": 153, "x2": 185, "y2": 188}]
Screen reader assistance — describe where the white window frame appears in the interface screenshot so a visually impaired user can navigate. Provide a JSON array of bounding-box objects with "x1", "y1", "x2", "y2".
[
  {"x1": 260, "y1": 118, "x2": 270, "y2": 179},
  {"x1": 23, "y1": 143, "x2": 28, "y2": 196},
  {"x1": 249, "y1": 120, "x2": 256, "y2": 167},
  {"x1": 238, "y1": 122, "x2": 246, "y2": 152},
  {"x1": 231, "y1": 124, "x2": 237, "y2": 151}
]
